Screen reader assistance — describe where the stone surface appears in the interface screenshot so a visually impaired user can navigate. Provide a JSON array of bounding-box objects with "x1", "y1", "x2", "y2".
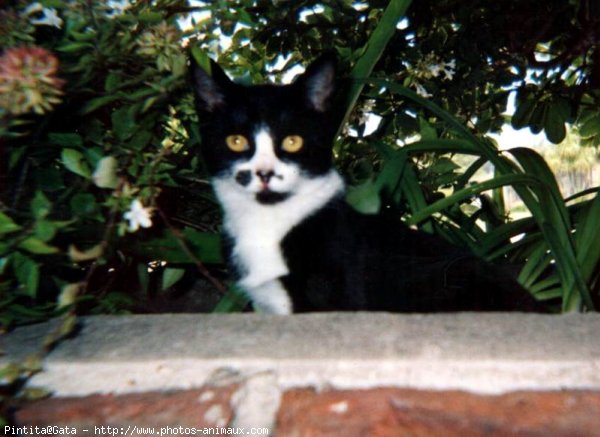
[
  {"x1": 6, "y1": 313, "x2": 600, "y2": 434},
  {"x1": 3, "y1": 313, "x2": 600, "y2": 397},
  {"x1": 277, "y1": 388, "x2": 600, "y2": 436}
]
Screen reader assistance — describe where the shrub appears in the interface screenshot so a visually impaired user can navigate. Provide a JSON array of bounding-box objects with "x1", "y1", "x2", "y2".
[{"x1": 1, "y1": 0, "x2": 598, "y2": 328}]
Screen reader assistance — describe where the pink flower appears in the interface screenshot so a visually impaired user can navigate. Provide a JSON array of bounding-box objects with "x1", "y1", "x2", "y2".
[{"x1": 0, "y1": 46, "x2": 65, "y2": 115}]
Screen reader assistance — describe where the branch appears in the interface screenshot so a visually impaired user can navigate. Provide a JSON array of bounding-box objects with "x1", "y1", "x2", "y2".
[{"x1": 156, "y1": 207, "x2": 228, "y2": 295}]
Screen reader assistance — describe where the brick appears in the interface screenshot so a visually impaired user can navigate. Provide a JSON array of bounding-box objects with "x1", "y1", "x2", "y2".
[
  {"x1": 14, "y1": 385, "x2": 238, "y2": 429},
  {"x1": 277, "y1": 388, "x2": 600, "y2": 436}
]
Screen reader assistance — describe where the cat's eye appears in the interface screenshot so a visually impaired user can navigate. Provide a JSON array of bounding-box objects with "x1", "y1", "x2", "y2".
[
  {"x1": 225, "y1": 134, "x2": 249, "y2": 152},
  {"x1": 281, "y1": 135, "x2": 304, "y2": 153}
]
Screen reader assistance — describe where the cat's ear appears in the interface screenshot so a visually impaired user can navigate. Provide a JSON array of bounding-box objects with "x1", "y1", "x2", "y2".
[
  {"x1": 190, "y1": 57, "x2": 232, "y2": 112},
  {"x1": 297, "y1": 53, "x2": 337, "y2": 112}
]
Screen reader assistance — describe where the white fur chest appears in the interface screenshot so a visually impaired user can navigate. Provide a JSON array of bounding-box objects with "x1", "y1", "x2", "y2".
[
  {"x1": 224, "y1": 197, "x2": 297, "y2": 288},
  {"x1": 213, "y1": 170, "x2": 344, "y2": 290}
]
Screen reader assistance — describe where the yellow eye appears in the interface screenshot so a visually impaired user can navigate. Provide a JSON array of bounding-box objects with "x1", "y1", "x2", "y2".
[
  {"x1": 225, "y1": 134, "x2": 249, "y2": 152},
  {"x1": 282, "y1": 135, "x2": 304, "y2": 153}
]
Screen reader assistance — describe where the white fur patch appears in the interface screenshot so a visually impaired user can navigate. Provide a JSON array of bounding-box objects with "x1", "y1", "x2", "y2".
[
  {"x1": 212, "y1": 139, "x2": 344, "y2": 314},
  {"x1": 247, "y1": 279, "x2": 292, "y2": 315}
]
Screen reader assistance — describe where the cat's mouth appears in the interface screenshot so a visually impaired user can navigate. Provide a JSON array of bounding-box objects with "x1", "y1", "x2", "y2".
[{"x1": 255, "y1": 189, "x2": 290, "y2": 205}]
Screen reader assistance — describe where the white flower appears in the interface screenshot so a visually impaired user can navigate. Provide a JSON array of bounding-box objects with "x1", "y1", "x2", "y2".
[
  {"x1": 124, "y1": 199, "x2": 153, "y2": 232},
  {"x1": 409, "y1": 53, "x2": 456, "y2": 82},
  {"x1": 30, "y1": 7, "x2": 63, "y2": 28},
  {"x1": 424, "y1": 57, "x2": 456, "y2": 81},
  {"x1": 363, "y1": 99, "x2": 376, "y2": 112},
  {"x1": 357, "y1": 99, "x2": 376, "y2": 125},
  {"x1": 426, "y1": 63, "x2": 443, "y2": 78},
  {"x1": 107, "y1": 0, "x2": 132, "y2": 17},
  {"x1": 439, "y1": 59, "x2": 456, "y2": 81},
  {"x1": 414, "y1": 82, "x2": 432, "y2": 98}
]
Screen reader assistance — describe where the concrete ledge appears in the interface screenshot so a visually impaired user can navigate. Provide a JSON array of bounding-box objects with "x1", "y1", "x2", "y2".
[{"x1": 4, "y1": 313, "x2": 600, "y2": 397}]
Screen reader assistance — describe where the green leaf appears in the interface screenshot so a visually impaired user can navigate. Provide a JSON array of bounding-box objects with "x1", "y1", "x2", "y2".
[
  {"x1": 407, "y1": 174, "x2": 543, "y2": 225},
  {"x1": 12, "y1": 252, "x2": 40, "y2": 298},
  {"x1": 574, "y1": 193, "x2": 600, "y2": 282},
  {"x1": 31, "y1": 191, "x2": 51, "y2": 219},
  {"x1": 57, "y1": 41, "x2": 94, "y2": 53},
  {"x1": 540, "y1": 221, "x2": 592, "y2": 311},
  {"x1": 18, "y1": 237, "x2": 59, "y2": 255},
  {"x1": 112, "y1": 107, "x2": 137, "y2": 141},
  {"x1": 346, "y1": 180, "x2": 381, "y2": 214},
  {"x1": 419, "y1": 117, "x2": 438, "y2": 140},
  {"x1": 128, "y1": 229, "x2": 223, "y2": 264},
  {"x1": 508, "y1": 148, "x2": 571, "y2": 238},
  {"x1": 61, "y1": 149, "x2": 91, "y2": 178},
  {"x1": 529, "y1": 103, "x2": 547, "y2": 134},
  {"x1": 429, "y1": 157, "x2": 460, "y2": 174},
  {"x1": 126, "y1": 131, "x2": 153, "y2": 150},
  {"x1": 70, "y1": 193, "x2": 98, "y2": 216},
  {"x1": 544, "y1": 105, "x2": 566, "y2": 144},
  {"x1": 375, "y1": 148, "x2": 434, "y2": 233},
  {"x1": 374, "y1": 151, "x2": 407, "y2": 194},
  {"x1": 48, "y1": 133, "x2": 83, "y2": 147},
  {"x1": 403, "y1": 139, "x2": 481, "y2": 156},
  {"x1": 579, "y1": 114, "x2": 600, "y2": 139},
  {"x1": 84, "y1": 147, "x2": 104, "y2": 168},
  {"x1": 35, "y1": 166, "x2": 65, "y2": 191},
  {"x1": 105, "y1": 71, "x2": 122, "y2": 92},
  {"x1": 81, "y1": 95, "x2": 121, "y2": 114},
  {"x1": 137, "y1": 11, "x2": 164, "y2": 23},
  {"x1": 182, "y1": 228, "x2": 223, "y2": 264},
  {"x1": 162, "y1": 267, "x2": 185, "y2": 290},
  {"x1": 553, "y1": 97, "x2": 572, "y2": 120},
  {"x1": 191, "y1": 46, "x2": 212, "y2": 75},
  {"x1": 9, "y1": 145, "x2": 27, "y2": 170},
  {"x1": 34, "y1": 221, "x2": 57, "y2": 242},
  {"x1": 213, "y1": 285, "x2": 249, "y2": 313},
  {"x1": 506, "y1": 147, "x2": 592, "y2": 310},
  {"x1": 518, "y1": 243, "x2": 551, "y2": 287},
  {"x1": 0, "y1": 211, "x2": 21, "y2": 235},
  {"x1": 511, "y1": 98, "x2": 535, "y2": 130}
]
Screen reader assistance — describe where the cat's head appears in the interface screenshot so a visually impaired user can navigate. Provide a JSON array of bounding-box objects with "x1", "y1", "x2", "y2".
[{"x1": 191, "y1": 54, "x2": 338, "y2": 205}]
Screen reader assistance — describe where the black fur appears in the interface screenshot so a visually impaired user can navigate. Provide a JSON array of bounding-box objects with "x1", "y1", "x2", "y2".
[
  {"x1": 281, "y1": 196, "x2": 541, "y2": 312},
  {"x1": 191, "y1": 54, "x2": 544, "y2": 313},
  {"x1": 191, "y1": 56, "x2": 337, "y2": 178}
]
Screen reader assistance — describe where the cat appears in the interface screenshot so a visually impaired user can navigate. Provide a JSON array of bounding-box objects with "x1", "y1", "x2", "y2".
[{"x1": 190, "y1": 53, "x2": 543, "y2": 314}]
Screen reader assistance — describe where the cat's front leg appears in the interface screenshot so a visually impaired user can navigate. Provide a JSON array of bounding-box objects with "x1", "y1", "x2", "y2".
[{"x1": 244, "y1": 279, "x2": 292, "y2": 315}]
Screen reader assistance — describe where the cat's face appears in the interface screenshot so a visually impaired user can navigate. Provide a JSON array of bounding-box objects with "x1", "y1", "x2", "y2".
[{"x1": 191, "y1": 55, "x2": 338, "y2": 205}]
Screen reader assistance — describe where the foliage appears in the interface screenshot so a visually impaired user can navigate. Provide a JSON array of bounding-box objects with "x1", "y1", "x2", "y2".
[
  {"x1": 1, "y1": 0, "x2": 599, "y2": 326},
  {"x1": 1, "y1": 0, "x2": 224, "y2": 328}
]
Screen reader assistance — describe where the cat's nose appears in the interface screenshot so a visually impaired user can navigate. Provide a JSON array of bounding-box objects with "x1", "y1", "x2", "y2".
[{"x1": 256, "y1": 169, "x2": 275, "y2": 184}]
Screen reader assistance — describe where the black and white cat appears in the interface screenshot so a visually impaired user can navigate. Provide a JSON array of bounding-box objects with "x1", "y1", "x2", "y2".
[{"x1": 191, "y1": 54, "x2": 542, "y2": 314}]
